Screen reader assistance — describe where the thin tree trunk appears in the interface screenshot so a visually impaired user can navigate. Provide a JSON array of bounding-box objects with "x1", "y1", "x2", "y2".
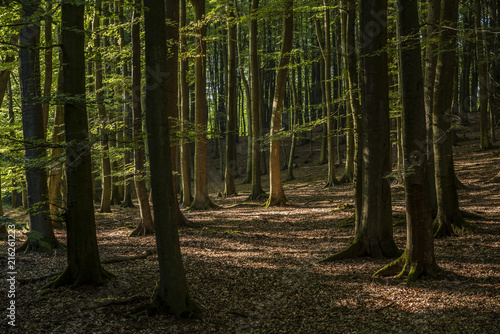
[
  {"x1": 265, "y1": 0, "x2": 293, "y2": 207},
  {"x1": 130, "y1": 0, "x2": 154, "y2": 236}
]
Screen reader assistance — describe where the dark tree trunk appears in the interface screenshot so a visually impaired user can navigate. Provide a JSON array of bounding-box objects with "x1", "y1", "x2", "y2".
[
  {"x1": 247, "y1": 0, "x2": 266, "y2": 200},
  {"x1": 46, "y1": 1, "x2": 113, "y2": 288},
  {"x1": 142, "y1": 0, "x2": 200, "y2": 317},
  {"x1": 130, "y1": 0, "x2": 154, "y2": 236},
  {"x1": 18, "y1": 2, "x2": 58, "y2": 252},
  {"x1": 321, "y1": 0, "x2": 400, "y2": 262},
  {"x1": 375, "y1": 0, "x2": 439, "y2": 282},
  {"x1": 432, "y1": 0, "x2": 471, "y2": 237}
]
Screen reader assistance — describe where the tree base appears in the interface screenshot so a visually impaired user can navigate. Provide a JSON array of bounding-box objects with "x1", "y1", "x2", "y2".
[
  {"x1": 129, "y1": 224, "x2": 155, "y2": 237},
  {"x1": 264, "y1": 196, "x2": 288, "y2": 207},
  {"x1": 133, "y1": 291, "x2": 202, "y2": 319},
  {"x1": 323, "y1": 178, "x2": 341, "y2": 188},
  {"x1": 284, "y1": 174, "x2": 295, "y2": 182},
  {"x1": 373, "y1": 250, "x2": 440, "y2": 283},
  {"x1": 319, "y1": 237, "x2": 401, "y2": 263},
  {"x1": 16, "y1": 239, "x2": 65, "y2": 254},
  {"x1": 42, "y1": 265, "x2": 114, "y2": 291},
  {"x1": 187, "y1": 198, "x2": 219, "y2": 211},
  {"x1": 433, "y1": 211, "x2": 472, "y2": 238},
  {"x1": 246, "y1": 191, "x2": 267, "y2": 202},
  {"x1": 339, "y1": 172, "x2": 354, "y2": 184}
]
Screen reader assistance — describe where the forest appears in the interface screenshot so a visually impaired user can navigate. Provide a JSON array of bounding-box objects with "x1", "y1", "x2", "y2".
[{"x1": 0, "y1": 0, "x2": 499, "y2": 332}]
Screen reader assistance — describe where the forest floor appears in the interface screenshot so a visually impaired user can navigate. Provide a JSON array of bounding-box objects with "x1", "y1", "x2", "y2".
[{"x1": 1, "y1": 122, "x2": 500, "y2": 333}]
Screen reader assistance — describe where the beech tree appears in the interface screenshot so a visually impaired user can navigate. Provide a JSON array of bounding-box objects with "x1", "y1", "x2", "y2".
[
  {"x1": 374, "y1": 0, "x2": 439, "y2": 282},
  {"x1": 266, "y1": 0, "x2": 293, "y2": 207},
  {"x1": 46, "y1": 0, "x2": 112, "y2": 288},
  {"x1": 130, "y1": 0, "x2": 154, "y2": 236},
  {"x1": 321, "y1": 0, "x2": 400, "y2": 261},
  {"x1": 18, "y1": 1, "x2": 59, "y2": 252},
  {"x1": 431, "y1": 0, "x2": 471, "y2": 237},
  {"x1": 141, "y1": 0, "x2": 200, "y2": 316}
]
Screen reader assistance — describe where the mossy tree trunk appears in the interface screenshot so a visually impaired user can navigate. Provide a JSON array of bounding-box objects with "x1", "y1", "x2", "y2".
[
  {"x1": 46, "y1": 1, "x2": 113, "y2": 288},
  {"x1": 374, "y1": 0, "x2": 439, "y2": 282},
  {"x1": 142, "y1": 0, "x2": 200, "y2": 317}
]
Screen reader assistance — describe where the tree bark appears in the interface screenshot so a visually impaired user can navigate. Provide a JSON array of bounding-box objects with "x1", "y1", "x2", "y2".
[
  {"x1": 189, "y1": 0, "x2": 217, "y2": 210},
  {"x1": 224, "y1": 0, "x2": 238, "y2": 197},
  {"x1": 46, "y1": 1, "x2": 113, "y2": 288},
  {"x1": 375, "y1": 0, "x2": 439, "y2": 282},
  {"x1": 265, "y1": 0, "x2": 293, "y2": 207},
  {"x1": 432, "y1": 0, "x2": 471, "y2": 237},
  {"x1": 93, "y1": 1, "x2": 112, "y2": 213},
  {"x1": 130, "y1": 0, "x2": 154, "y2": 236},
  {"x1": 247, "y1": 0, "x2": 266, "y2": 200},
  {"x1": 321, "y1": 0, "x2": 400, "y2": 262},
  {"x1": 142, "y1": 0, "x2": 200, "y2": 317},
  {"x1": 18, "y1": 2, "x2": 59, "y2": 252}
]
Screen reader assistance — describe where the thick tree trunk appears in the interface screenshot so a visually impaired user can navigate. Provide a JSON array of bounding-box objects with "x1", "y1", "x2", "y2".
[
  {"x1": 266, "y1": 0, "x2": 293, "y2": 207},
  {"x1": 142, "y1": 0, "x2": 200, "y2": 317},
  {"x1": 321, "y1": 0, "x2": 400, "y2": 262},
  {"x1": 18, "y1": 2, "x2": 58, "y2": 252},
  {"x1": 189, "y1": 0, "x2": 217, "y2": 210},
  {"x1": 375, "y1": 0, "x2": 439, "y2": 282},
  {"x1": 432, "y1": 0, "x2": 471, "y2": 237},
  {"x1": 130, "y1": 0, "x2": 154, "y2": 236},
  {"x1": 42, "y1": 2, "x2": 52, "y2": 137},
  {"x1": 46, "y1": 1, "x2": 112, "y2": 288}
]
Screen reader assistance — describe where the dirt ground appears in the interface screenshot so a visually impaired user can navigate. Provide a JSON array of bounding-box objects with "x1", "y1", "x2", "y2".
[{"x1": 1, "y1": 122, "x2": 499, "y2": 333}]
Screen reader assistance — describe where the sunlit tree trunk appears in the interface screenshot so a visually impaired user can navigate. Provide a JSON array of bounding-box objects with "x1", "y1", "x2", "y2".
[{"x1": 266, "y1": 0, "x2": 293, "y2": 207}]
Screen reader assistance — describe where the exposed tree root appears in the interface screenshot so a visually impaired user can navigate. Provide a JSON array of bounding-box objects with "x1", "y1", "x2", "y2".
[
  {"x1": 284, "y1": 174, "x2": 295, "y2": 182},
  {"x1": 339, "y1": 172, "x2": 354, "y2": 184},
  {"x1": 373, "y1": 250, "x2": 440, "y2": 283},
  {"x1": 433, "y1": 211, "x2": 472, "y2": 238},
  {"x1": 16, "y1": 239, "x2": 65, "y2": 254},
  {"x1": 18, "y1": 272, "x2": 59, "y2": 284},
  {"x1": 246, "y1": 192, "x2": 267, "y2": 202},
  {"x1": 132, "y1": 291, "x2": 202, "y2": 319},
  {"x1": 129, "y1": 224, "x2": 155, "y2": 237},
  {"x1": 82, "y1": 295, "x2": 148, "y2": 310},
  {"x1": 42, "y1": 265, "x2": 114, "y2": 291},
  {"x1": 121, "y1": 200, "x2": 136, "y2": 208},
  {"x1": 264, "y1": 196, "x2": 289, "y2": 207},
  {"x1": 319, "y1": 237, "x2": 401, "y2": 263},
  {"x1": 323, "y1": 179, "x2": 341, "y2": 188},
  {"x1": 187, "y1": 198, "x2": 220, "y2": 211}
]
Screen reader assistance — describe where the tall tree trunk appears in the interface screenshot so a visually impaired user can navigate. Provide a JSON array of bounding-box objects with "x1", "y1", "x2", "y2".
[
  {"x1": 130, "y1": 0, "x2": 154, "y2": 236},
  {"x1": 375, "y1": 0, "x2": 439, "y2": 282},
  {"x1": 46, "y1": 1, "x2": 113, "y2": 288},
  {"x1": 423, "y1": 0, "x2": 440, "y2": 218},
  {"x1": 321, "y1": 0, "x2": 400, "y2": 262},
  {"x1": 18, "y1": 2, "x2": 59, "y2": 252},
  {"x1": 189, "y1": 0, "x2": 217, "y2": 209},
  {"x1": 286, "y1": 56, "x2": 299, "y2": 182},
  {"x1": 247, "y1": 0, "x2": 265, "y2": 200},
  {"x1": 265, "y1": 0, "x2": 293, "y2": 207},
  {"x1": 42, "y1": 2, "x2": 52, "y2": 137},
  {"x1": 179, "y1": 0, "x2": 193, "y2": 207},
  {"x1": 224, "y1": 0, "x2": 237, "y2": 197},
  {"x1": 93, "y1": 1, "x2": 112, "y2": 213},
  {"x1": 475, "y1": 0, "x2": 493, "y2": 150},
  {"x1": 432, "y1": 0, "x2": 471, "y2": 237},
  {"x1": 142, "y1": 0, "x2": 200, "y2": 317}
]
